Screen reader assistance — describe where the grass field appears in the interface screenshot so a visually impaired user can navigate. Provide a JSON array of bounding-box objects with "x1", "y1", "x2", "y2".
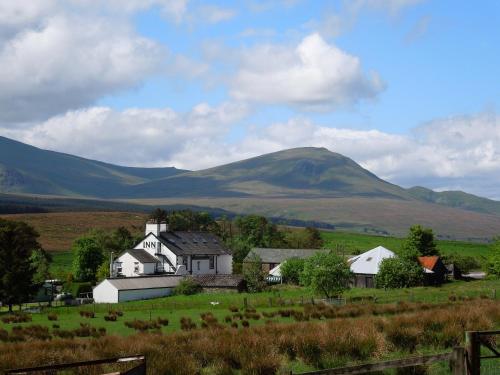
[
  {"x1": 1, "y1": 281, "x2": 500, "y2": 374},
  {"x1": 2, "y1": 280, "x2": 499, "y2": 336},
  {"x1": 0, "y1": 212, "x2": 147, "y2": 252},
  {"x1": 321, "y1": 230, "x2": 494, "y2": 258}
]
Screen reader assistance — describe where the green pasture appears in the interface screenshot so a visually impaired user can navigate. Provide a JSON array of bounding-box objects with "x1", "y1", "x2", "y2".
[
  {"x1": 2, "y1": 279, "x2": 499, "y2": 336},
  {"x1": 321, "y1": 230, "x2": 493, "y2": 259}
]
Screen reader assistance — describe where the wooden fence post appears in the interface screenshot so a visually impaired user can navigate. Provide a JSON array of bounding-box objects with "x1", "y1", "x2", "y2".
[
  {"x1": 243, "y1": 297, "x2": 248, "y2": 309},
  {"x1": 465, "y1": 331, "x2": 480, "y2": 375},
  {"x1": 450, "y1": 347, "x2": 466, "y2": 375}
]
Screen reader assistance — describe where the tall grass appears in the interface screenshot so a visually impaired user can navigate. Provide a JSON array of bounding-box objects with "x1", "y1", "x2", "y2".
[{"x1": 1, "y1": 300, "x2": 498, "y2": 374}]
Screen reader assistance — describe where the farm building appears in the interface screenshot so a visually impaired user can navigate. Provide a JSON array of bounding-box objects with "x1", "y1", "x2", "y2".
[
  {"x1": 93, "y1": 275, "x2": 184, "y2": 303},
  {"x1": 418, "y1": 256, "x2": 448, "y2": 285},
  {"x1": 348, "y1": 246, "x2": 395, "y2": 288},
  {"x1": 112, "y1": 221, "x2": 232, "y2": 277},
  {"x1": 243, "y1": 248, "x2": 325, "y2": 274},
  {"x1": 192, "y1": 274, "x2": 246, "y2": 293}
]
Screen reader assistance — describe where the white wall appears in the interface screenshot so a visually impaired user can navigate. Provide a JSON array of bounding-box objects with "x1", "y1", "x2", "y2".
[
  {"x1": 135, "y1": 234, "x2": 178, "y2": 268},
  {"x1": 115, "y1": 252, "x2": 157, "y2": 277},
  {"x1": 217, "y1": 254, "x2": 233, "y2": 274},
  {"x1": 191, "y1": 258, "x2": 215, "y2": 275},
  {"x1": 93, "y1": 280, "x2": 119, "y2": 303},
  {"x1": 118, "y1": 287, "x2": 173, "y2": 302}
]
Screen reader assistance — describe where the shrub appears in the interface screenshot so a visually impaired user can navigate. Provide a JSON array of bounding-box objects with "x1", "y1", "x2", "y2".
[
  {"x1": 180, "y1": 317, "x2": 196, "y2": 330},
  {"x1": 124, "y1": 319, "x2": 160, "y2": 331},
  {"x1": 79, "y1": 311, "x2": 95, "y2": 318},
  {"x1": 241, "y1": 320, "x2": 250, "y2": 328},
  {"x1": 231, "y1": 322, "x2": 238, "y2": 329},
  {"x1": 1, "y1": 313, "x2": 32, "y2": 324},
  {"x1": 376, "y1": 257, "x2": 424, "y2": 289},
  {"x1": 47, "y1": 313, "x2": 58, "y2": 321},
  {"x1": 174, "y1": 278, "x2": 203, "y2": 295},
  {"x1": 52, "y1": 324, "x2": 60, "y2": 329},
  {"x1": 157, "y1": 318, "x2": 169, "y2": 326},
  {"x1": 228, "y1": 305, "x2": 239, "y2": 313},
  {"x1": 104, "y1": 315, "x2": 117, "y2": 322},
  {"x1": 224, "y1": 316, "x2": 232, "y2": 323},
  {"x1": 280, "y1": 257, "x2": 306, "y2": 284}
]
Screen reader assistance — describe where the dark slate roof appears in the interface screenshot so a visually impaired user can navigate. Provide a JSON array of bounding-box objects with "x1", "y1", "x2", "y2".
[
  {"x1": 244, "y1": 248, "x2": 326, "y2": 264},
  {"x1": 158, "y1": 231, "x2": 230, "y2": 256},
  {"x1": 120, "y1": 249, "x2": 159, "y2": 263},
  {"x1": 191, "y1": 274, "x2": 245, "y2": 288},
  {"x1": 104, "y1": 275, "x2": 184, "y2": 290}
]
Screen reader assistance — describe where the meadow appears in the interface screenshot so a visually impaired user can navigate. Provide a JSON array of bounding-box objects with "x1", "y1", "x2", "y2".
[{"x1": 1, "y1": 294, "x2": 499, "y2": 374}]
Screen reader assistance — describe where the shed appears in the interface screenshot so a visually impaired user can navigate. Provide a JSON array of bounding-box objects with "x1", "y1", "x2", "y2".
[
  {"x1": 192, "y1": 274, "x2": 246, "y2": 292},
  {"x1": 348, "y1": 246, "x2": 396, "y2": 288},
  {"x1": 418, "y1": 256, "x2": 448, "y2": 285},
  {"x1": 244, "y1": 248, "x2": 326, "y2": 273},
  {"x1": 93, "y1": 275, "x2": 183, "y2": 303}
]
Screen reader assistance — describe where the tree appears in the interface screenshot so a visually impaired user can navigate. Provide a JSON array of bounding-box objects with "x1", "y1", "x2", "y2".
[
  {"x1": 375, "y1": 257, "x2": 424, "y2": 289},
  {"x1": 0, "y1": 219, "x2": 41, "y2": 311},
  {"x1": 243, "y1": 253, "x2": 267, "y2": 293},
  {"x1": 72, "y1": 236, "x2": 104, "y2": 282},
  {"x1": 284, "y1": 227, "x2": 324, "y2": 249},
  {"x1": 487, "y1": 238, "x2": 500, "y2": 278},
  {"x1": 149, "y1": 208, "x2": 169, "y2": 223},
  {"x1": 402, "y1": 225, "x2": 439, "y2": 257},
  {"x1": 174, "y1": 278, "x2": 202, "y2": 295},
  {"x1": 280, "y1": 257, "x2": 305, "y2": 284},
  {"x1": 30, "y1": 248, "x2": 52, "y2": 285},
  {"x1": 300, "y1": 252, "x2": 352, "y2": 299}
]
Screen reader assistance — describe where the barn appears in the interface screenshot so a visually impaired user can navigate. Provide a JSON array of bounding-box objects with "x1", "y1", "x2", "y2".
[
  {"x1": 93, "y1": 275, "x2": 184, "y2": 303},
  {"x1": 348, "y1": 246, "x2": 395, "y2": 288}
]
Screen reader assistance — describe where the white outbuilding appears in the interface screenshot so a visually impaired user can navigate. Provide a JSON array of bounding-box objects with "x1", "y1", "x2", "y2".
[
  {"x1": 348, "y1": 246, "x2": 395, "y2": 288},
  {"x1": 93, "y1": 275, "x2": 184, "y2": 303}
]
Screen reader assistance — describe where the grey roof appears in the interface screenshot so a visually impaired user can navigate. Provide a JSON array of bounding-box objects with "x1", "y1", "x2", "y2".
[
  {"x1": 244, "y1": 248, "x2": 326, "y2": 264},
  {"x1": 191, "y1": 274, "x2": 245, "y2": 288},
  {"x1": 105, "y1": 275, "x2": 184, "y2": 291},
  {"x1": 119, "y1": 249, "x2": 159, "y2": 263},
  {"x1": 158, "y1": 231, "x2": 231, "y2": 256}
]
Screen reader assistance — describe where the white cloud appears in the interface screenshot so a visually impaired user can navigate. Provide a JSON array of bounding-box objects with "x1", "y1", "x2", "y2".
[
  {"x1": 197, "y1": 5, "x2": 236, "y2": 24},
  {"x1": 0, "y1": 14, "x2": 164, "y2": 123},
  {"x1": 230, "y1": 33, "x2": 385, "y2": 110},
  {"x1": 4, "y1": 104, "x2": 499, "y2": 198},
  {"x1": 2, "y1": 102, "x2": 249, "y2": 169}
]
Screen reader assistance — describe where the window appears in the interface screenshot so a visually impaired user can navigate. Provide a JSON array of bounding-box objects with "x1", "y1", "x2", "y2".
[
  {"x1": 197, "y1": 261, "x2": 200, "y2": 271},
  {"x1": 134, "y1": 262, "x2": 139, "y2": 273},
  {"x1": 209, "y1": 256, "x2": 215, "y2": 269}
]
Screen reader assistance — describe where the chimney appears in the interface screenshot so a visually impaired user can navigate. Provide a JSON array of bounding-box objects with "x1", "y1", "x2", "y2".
[{"x1": 145, "y1": 219, "x2": 168, "y2": 236}]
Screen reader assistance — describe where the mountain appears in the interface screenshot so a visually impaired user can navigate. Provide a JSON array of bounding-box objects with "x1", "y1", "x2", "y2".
[
  {"x1": 127, "y1": 147, "x2": 412, "y2": 199},
  {"x1": 0, "y1": 136, "x2": 187, "y2": 197},
  {"x1": 407, "y1": 186, "x2": 500, "y2": 217},
  {"x1": 2, "y1": 136, "x2": 500, "y2": 240}
]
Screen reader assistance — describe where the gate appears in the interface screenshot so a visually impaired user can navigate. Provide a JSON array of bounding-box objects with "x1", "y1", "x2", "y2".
[
  {"x1": 4, "y1": 355, "x2": 146, "y2": 375},
  {"x1": 466, "y1": 330, "x2": 500, "y2": 375}
]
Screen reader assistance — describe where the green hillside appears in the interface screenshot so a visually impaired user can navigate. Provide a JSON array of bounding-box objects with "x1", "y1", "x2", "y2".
[
  {"x1": 407, "y1": 186, "x2": 500, "y2": 216},
  {"x1": 0, "y1": 136, "x2": 186, "y2": 197},
  {"x1": 129, "y1": 147, "x2": 411, "y2": 199}
]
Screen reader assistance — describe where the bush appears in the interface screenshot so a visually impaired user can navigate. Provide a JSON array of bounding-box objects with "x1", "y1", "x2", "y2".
[
  {"x1": 174, "y1": 278, "x2": 203, "y2": 296},
  {"x1": 79, "y1": 311, "x2": 95, "y2": 318},
  {"x1": 280, "y1": 257, "x2": 306, "y2": 284},
  {"x1": 243, "y1": 253, "x2": 267, "y2": 293},
  {"x1": 376, "y1": 257, "x2": 424, "y2": 289},
  {"x1": 47, "y1": 313, "x2": 58, "y2": 321},
  {"x1": 1, "y1": 313, "x2": 32, "y2": 324}
]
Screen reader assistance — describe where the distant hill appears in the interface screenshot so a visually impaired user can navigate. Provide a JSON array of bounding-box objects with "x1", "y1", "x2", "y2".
[
  {"x1": 407, "y1": 186, "x2": 500, "y2": 217},
  {"x1": 127, "y1": 147, "x2": 412, "y2": 199},
  {"x1": 0, "y1": 136, "x2": 186, "y2": 197},
  {"x1": 2, "y1": 136, "x2": 500, "y2": 240}
]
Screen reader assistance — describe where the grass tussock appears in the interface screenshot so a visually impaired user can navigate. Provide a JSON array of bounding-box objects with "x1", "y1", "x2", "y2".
[
  {"x1": 79, "y1": 311, "x2": 95, "y2": 319},
  {"x1": 0, "y1": 300, "x2": 498, "y2": 374},
  {"x1": 47, "y1": 313, "x2": 58, "y2": 321},
  {"x1": 1, "y1": 313, "x2": 32, "y2": 324}
]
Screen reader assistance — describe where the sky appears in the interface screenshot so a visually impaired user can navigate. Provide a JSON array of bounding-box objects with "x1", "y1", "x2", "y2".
[{"x1": 0, "y1": 1, "x2": 499, "y2": 198}]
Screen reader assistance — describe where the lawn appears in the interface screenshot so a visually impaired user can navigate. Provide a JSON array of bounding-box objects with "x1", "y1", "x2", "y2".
[
  {"x1": 321, "y1": 230, "x2": 493, "y2": 259},
  {"x1": 2, "y1": 279, "x2": 499, "y2": 336}
]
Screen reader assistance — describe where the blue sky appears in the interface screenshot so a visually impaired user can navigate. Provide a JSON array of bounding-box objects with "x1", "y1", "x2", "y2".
[{"x1": 0, "y1": 0, "x2": 499, "y2": 198}]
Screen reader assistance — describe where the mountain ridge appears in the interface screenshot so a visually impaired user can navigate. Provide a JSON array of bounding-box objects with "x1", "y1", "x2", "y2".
[{"x1": 1, "y1": 135, "x2": 500, "y2": 225}]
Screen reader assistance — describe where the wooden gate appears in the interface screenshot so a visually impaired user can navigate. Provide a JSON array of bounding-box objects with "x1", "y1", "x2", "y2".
[
  {"x1": 466, "y1": 330, "x2": 500, "y2": 375},
  {"x1": 4, "y1": 355, "x2": 146, "y2": 375}
]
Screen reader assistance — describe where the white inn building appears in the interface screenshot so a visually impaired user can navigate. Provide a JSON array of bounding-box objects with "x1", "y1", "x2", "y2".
[{"x1": 112, "y1": 221, "x2": 233, "y2": 277}]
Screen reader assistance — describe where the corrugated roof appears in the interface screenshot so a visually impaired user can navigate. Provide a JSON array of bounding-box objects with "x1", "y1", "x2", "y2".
[
  {"x1": 418, "y1": 256, "x2": 439, "y2": 271},
  {"x1": 245, "y1": 248, "x2": 326, "y2": 264},
  {"x1": 159, "y1": 232, "x2": 230, "y2": 256},
  {"x1": 349, "y1": 246, "x2": 395, "y2": 275},
  {"x1": 105, "y1": 276, "x2": 184, "y2": 290},
  {"x1": 191, "y1": 274, "x2": 244, "y2": 288},
  {"x1": 122, "y1": 249, "x2": 159, "y2": 263}
]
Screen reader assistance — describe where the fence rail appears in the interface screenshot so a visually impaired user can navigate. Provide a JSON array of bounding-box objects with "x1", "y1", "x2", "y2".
[
  {"x1": 4, "y1": 355, "x2": 146, "y2": 375},
  {"x1": 294, "y1": 349, "x2": 463, "y2": 375}
]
